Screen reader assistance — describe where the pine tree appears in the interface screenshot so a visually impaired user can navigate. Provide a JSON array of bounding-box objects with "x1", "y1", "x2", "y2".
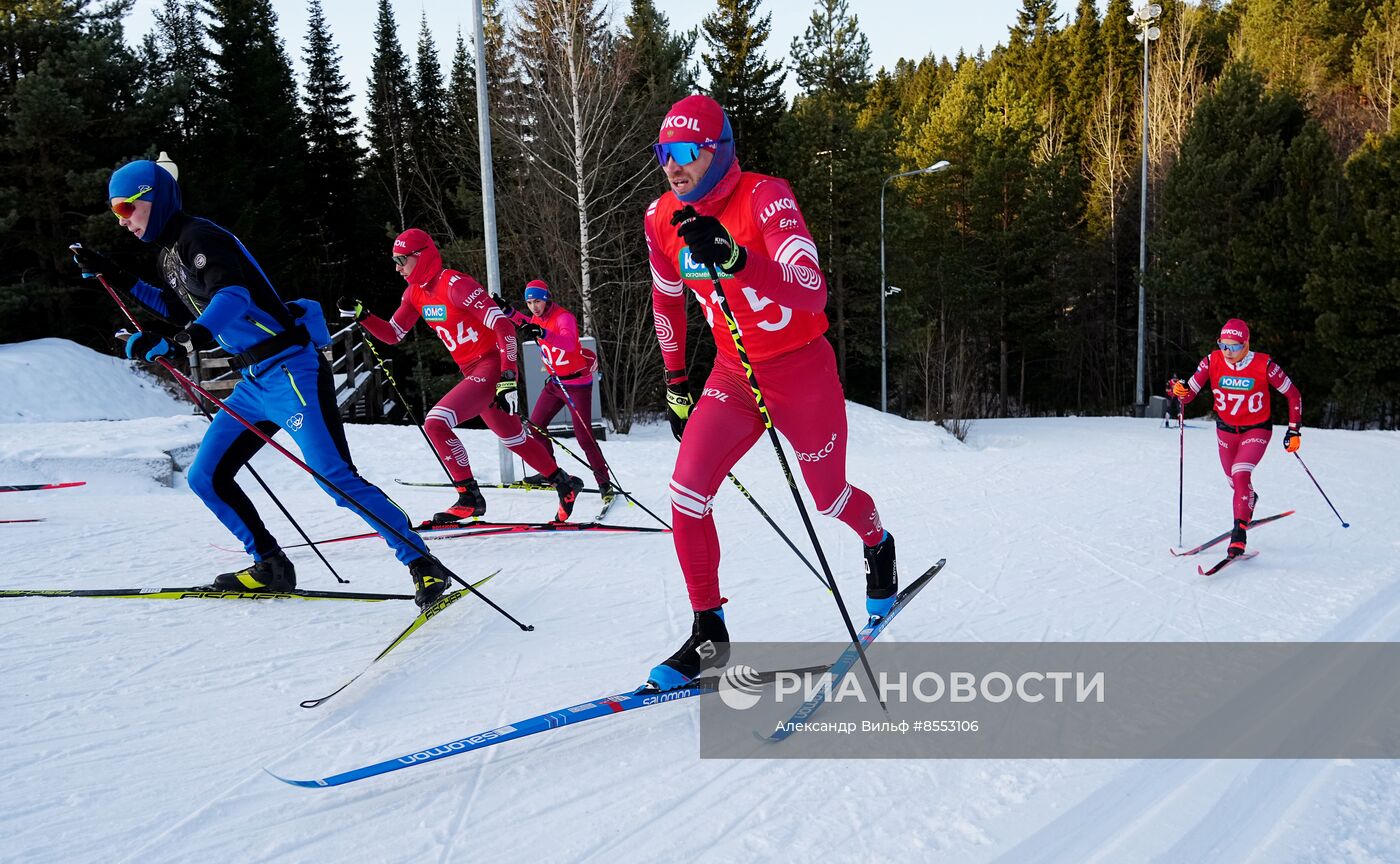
[
  {"x1": 201, "y1": 0, "x2": 309, "y2": 274},
  {"x1": 1309, "y1": 127, "x2": 1400, "y2": 424},
  {"x1": 301, "y1": 0, "x2": 367, "y2": 300},
  {"x1": 620, "y1": 0, "x2": 695, "y2": 111},
  {"x1": 787, "y1": 0, "x2": 875, "y2": 380},
  {"x1": 699, "y1": 0, "x2": 788, "y2": 172},
  {"x1": 1063, "y1": 0, "x2": 1102, "y2": 150},
  {"x1": 366, "y1": 0, "x2": 415, "y2": 230},
  {"x1": 411, "y1": 12, "x2": 451, "y2": 235}
]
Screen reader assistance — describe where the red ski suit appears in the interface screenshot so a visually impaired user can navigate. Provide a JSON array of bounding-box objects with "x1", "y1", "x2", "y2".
[
  {"x1": 1180, "y1": 348, "x2": 1302, "y2": 522},
  {"x1": 360, "y1": 240, "x2": 558, "y2": 484},
  {"x1": 507, "y1": 301, "x2": 610, "y2": 487},
  {"x1": 647, "y1": 160, "x2": 884, "y2": 611}
]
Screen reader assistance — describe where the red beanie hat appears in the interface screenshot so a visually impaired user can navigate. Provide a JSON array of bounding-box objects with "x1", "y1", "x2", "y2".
[
  {"x1": 1219, "y1": 318, "x2": 1249, "y2": 343},
  {"x1": 392, "y1": 228, "x2": 443, "y2": 286},
  {"x1": 659, "y1": 94, "x2": 727, "y2": 145}
]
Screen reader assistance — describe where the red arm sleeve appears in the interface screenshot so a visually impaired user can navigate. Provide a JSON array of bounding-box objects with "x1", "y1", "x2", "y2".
[
  {"x1": 1181, "y1": 356, "x2": 1211, "y2": 407},
  {"x1": 448, "y1": 273, "x2": 519, "y2": 374},
  {"x1": 733, "y1": 178, "x2": 827, "y2": 313},
  {"x1": 359, "y1": 290, "x2": 419, "y2": 345},
  {"x1": 1267, "y1": 360, "x2": 1303, "y2": 426},
  {"x1": 647, "y1": 205, "x2": 688, "y2": 372}
]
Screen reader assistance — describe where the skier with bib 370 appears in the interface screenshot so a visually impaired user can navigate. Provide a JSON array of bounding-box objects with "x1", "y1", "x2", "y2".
[
  {"x1": 1171, "y1": 318, "x2": 1303, "y2": 557},
  {"x1": 70, "y1": 159, "x2": 451, "y2": 608},
  {"x1": 642, "y1": 94, "x2": 896, "y2": 690},
  {"x1": 338, "y1": 230, "x2": 584, "y2": 526}
]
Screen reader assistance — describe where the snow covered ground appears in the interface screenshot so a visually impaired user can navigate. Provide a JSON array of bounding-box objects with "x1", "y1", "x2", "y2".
[{"x1": 1, "y1": 338, "x2": 1397, "y2": 864}]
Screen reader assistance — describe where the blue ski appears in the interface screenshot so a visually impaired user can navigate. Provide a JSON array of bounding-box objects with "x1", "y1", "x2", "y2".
[
  {"x1": 267, "y1": 664, "x2": 821, "y2": 788},
  {"x1": 765, "y1": 558, "x2": 947, "y2": 743}
]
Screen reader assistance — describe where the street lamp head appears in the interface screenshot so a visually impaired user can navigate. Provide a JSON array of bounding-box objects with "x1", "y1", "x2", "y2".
[
  {"x1": 925, "y1": 160, "x2": 951, "y2": 173},
  {"x1": 886, "y1": 285, "x2": 902, "y2": 296}
]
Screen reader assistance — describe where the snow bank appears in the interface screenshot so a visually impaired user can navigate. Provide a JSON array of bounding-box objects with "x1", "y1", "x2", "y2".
[
  {"x1": 0, "y1": 339, "x2": 201, "y2": 487},
  {"x1": 0, "y1": 337, "x2": 186, "y2": 422}
]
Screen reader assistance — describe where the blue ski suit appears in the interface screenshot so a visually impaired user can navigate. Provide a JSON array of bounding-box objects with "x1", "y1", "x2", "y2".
[{"x1": 109, "y1": 161, "x2": 425, "y2": 564}]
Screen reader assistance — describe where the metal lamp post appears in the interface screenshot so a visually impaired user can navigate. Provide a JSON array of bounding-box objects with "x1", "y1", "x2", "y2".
[
  {"x1": 879, "y1": 160, "x2": 950, "y2": 413},
  {"x1": 1131, "y1": 3, "x2": 1162, "y2": 415}
]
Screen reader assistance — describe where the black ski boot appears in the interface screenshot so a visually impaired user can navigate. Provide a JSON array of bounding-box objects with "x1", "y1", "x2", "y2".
[
  {"x1": 409, "y1": 557, "x2": 451, "y2": 609},
  {"x1": 1227, "y1": 519, "x2": 1248, "y2": 558},
  {"x1": 645, "y1": 607, "x2": 730, "y2": 691},
  {"x1": 864, "y1": 532, "x2": 898, "y2": 618},
  {"x1": 550, "y1": 469, "x2": 585, "y2": 521},
  {"x1": 430, "y1": 478, "x2": 486, "y2": 524},
  {"x1": 211, "y1": 549, "x2": 296, "y2": 592},
  {"x1": 599, "y1": 482, "x2": 617, "y2": 506},
  {"x1": 520, "y1": 472, "x2": 550, "y2": 487}
]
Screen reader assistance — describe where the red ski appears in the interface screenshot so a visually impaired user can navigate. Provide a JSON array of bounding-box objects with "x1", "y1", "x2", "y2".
[
  {"x1": 1170, "y1": 511, "x2": 1294, "y2": 557},
  {"x1": 0, "y1": 481, "x2": 85, "y2": 493}
]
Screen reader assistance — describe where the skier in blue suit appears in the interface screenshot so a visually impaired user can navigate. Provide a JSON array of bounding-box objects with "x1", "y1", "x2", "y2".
[{"x1": 72, "y1": 159, "x2": 451, "y2": 608}]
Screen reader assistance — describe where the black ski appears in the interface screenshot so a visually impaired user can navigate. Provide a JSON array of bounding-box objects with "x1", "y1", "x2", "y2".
[
  {"x1": 1198, "y1": 551, "x2": 1259, "y2": 576},
  {"x1": 0, "y1": 587, "x2": 414, "y2": 601}
]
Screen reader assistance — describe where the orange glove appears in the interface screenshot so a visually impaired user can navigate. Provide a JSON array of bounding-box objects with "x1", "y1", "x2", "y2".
[
  {"x1": 1283, "y1": 426, "x2": 1301, "y2": 453},
  {"x1": 1170, "y1": 380, "x2": 1191, "y2": 399}
]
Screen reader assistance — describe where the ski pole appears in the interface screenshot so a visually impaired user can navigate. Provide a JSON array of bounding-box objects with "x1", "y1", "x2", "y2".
[
  {"x1": 529, "y1": 350, "x2": 671, "y2": 529},
  {"x1": 79, "y1": 246, "x2": 348, "y2": 585},
  {"x1": 1292, "y1": 451, "x2": 1349, "y2": 528},
  {"x1": 725, "y1": 471, "x2": 825, "y2": 587},
  {"x1": 350, "y1": 320, "x2": 459, "y2": 486},
  {"x1": 680, "y1": 219, "x2": 882, "y2": 709},
  {"x1": 1177, "y1": 407, "x2": 1185, "y2": 549},
  {"x1": 95, "y1": 272, "x2": 532, "y2": 629}
]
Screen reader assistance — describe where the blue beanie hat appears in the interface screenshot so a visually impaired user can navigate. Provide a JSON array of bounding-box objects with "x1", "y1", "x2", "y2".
[
  {"x1": 108, "y1": 159, "x2": 182, "y2": 243},
  {"x1": 524, "y1": 280, "x2": 551, "y2": 302}
]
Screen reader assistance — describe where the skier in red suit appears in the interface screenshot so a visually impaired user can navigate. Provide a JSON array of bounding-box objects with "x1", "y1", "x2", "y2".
[
  {"x1": 1171, "y1": 318, "x2": 1303, "y2": 556},
  {"x1": 338, "y1": 229, "x2": 583, "y2": 524},
  {"x1": 642, "y1": 94, "x2": 895, "y2": 690},
  {"x1": 496, "y1": 280, "x2": 612, "y2": 499}
]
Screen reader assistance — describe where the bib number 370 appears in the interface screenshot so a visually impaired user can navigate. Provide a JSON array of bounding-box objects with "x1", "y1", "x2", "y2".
[{"x1": 1214, "y1": 389, "x2": 1264, "y2": 417}]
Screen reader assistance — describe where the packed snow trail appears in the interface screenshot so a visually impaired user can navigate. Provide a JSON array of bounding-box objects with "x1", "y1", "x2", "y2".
[{"x1": 0, "y1": 339, "x2": 1394, "y2": 863}]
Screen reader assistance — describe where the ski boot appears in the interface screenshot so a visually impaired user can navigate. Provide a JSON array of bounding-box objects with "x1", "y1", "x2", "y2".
[
  {"x1": 550, "y1": 469, "x2": 585, "y2": 521},
  {"x1": 211, "y1": 549, "x2": 296, "y2": 592},
  {"x1": 409, "y1": 557, "x2": 451, "y2": 609},
  {"x1": 864, "y1": 531, "x2": 899, "y2": 618},
  {"x1": 519, "y1": 472, "x2": 550, "y2": 487},
  {"x1": 429, "y1": 479, "x2": 486, "y2": 525},
  {"x1": 1227, "y1": 519, "x2": 1248, "y2": 558},
  {"x1": 646, "y1": 607, "x2": 730, "y2": 691},
  {"x1": 599, "y1": 481, "x2": 617, "y2": 506}
]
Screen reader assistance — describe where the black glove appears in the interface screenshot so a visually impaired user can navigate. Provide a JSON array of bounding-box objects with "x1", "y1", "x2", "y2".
[
  {"x1": 664, "y1": 370, "x2": 692, "y2": 442},
  {"x1": 1283, "y1": 425, "x2": 1301, "y2": 453},
  {"x1": 70, "y1": 243, "x2": 136, "y2": 293},
  {"x1": 337, "y1": 296, "x2": 368, "y2": 321},
  {"x1": 520, "y1": 322, "x2": 546, "y2": 341},
  {"x1": 671, "y1": 206, "x2": 746, "y2": 274},
  {"x1": 124, "y1": 330, "x2": 187, "y2": 364},
  {"x1": 491, "y1": 294, "x2": 515, "y2": 314},
  {"x1": 494, "y1": 369, "x2": 520, "y2": 413}
]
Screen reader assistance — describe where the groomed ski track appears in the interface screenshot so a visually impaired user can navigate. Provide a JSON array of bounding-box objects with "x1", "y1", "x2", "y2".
[{"x1": 1, "y1": 340, "x2": 1394, "y2": 863}]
